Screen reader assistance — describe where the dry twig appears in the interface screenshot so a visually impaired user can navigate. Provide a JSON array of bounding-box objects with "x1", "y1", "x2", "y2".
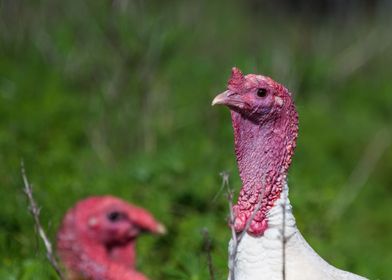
[
  {"x1": 281, "y1": 202, "x2": 287, "y2": 280},
  {"x1": 201, "y1": 228, "x2": 215, "y2": 280},
  {"x1": 221, "y1": 171, "x2": 265, "y2": 280},
  {"x1": 237, "y1": 190, "x2": 264, "y2": 244},
  {"x1": 21, "y1": 161, "x2": 65, "y2": 279},
  {"x1": 220, "y1": 171, "x2": 236, "y2": 280}
]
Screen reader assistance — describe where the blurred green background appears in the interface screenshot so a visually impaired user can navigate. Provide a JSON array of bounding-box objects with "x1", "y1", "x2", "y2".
[{"x1": 1, "y1": 0, "x2": 392, "y2": 279}]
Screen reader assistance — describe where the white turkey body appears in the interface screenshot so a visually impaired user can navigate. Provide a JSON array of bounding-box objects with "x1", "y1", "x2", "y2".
[
  {"x1": 213, "y1": 67, "x2": 368, "y2": 280},
  {"x1": 229, "y1": 184, "x2": 367, "y2": 280}
]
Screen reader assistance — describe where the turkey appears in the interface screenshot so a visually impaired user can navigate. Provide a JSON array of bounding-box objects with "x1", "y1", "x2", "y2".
[
  {"x1": 57, "y1": 196, "x2": 165, "y2": 280},
  {"x1": 212, "y1": 67, "x2": 368, "y2": 280}
]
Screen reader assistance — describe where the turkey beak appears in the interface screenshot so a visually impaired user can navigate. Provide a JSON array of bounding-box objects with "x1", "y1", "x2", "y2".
[
  {"x1": 212, "y1": 90, "x2": 244, "y2": 108},
  {"x1": 125, "y1": 204, "x2": 166, "y2": 235},
  {"x1": 155, "y1": 223, "x2": 167, "y2": 235}
]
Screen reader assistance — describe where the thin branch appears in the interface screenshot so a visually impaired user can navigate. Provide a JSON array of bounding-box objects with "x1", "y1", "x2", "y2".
[
  {"x1": 237, "y1": 189, "x2": 264, "y2": 243},
  {"x1": 21, "y1": 161, "x2": 65, "y2": 280},
  {"x1": 281, "y1": 201, "x2": 287, "y2": 280},
  {"x1": 201, "y1": 228, "x2": 215, "y2": 280},
  {"x1": 211, "y1": 171, "x2": 228, "y2": 203},
  {"x1": 222, "y1": 171, "x2": 267, "y2": 280},
  {"x1": 220, "y1": 171, "x2": 236, "y2": 280}
]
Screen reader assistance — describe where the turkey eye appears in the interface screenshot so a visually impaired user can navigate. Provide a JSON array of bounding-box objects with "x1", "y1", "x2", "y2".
[
  {"x1": 257, "y1": 88, "x2": 267, "y2": 97},
  {"x1": 107, "y1": 211, "x2": 123, "y2": 222}
]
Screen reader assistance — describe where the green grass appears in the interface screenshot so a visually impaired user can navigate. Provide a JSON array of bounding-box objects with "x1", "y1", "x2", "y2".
[{"x1": 0, "y1": 0, "x2": 391, "y2": 279}]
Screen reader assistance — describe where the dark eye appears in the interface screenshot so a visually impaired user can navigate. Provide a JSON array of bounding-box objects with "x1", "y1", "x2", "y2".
[
  {"x1": 107, "y1": 211, "x2": 123, "y2": 222},
  {"x1": 257, "y1": 88, "x2": 267, "y2": 97}
]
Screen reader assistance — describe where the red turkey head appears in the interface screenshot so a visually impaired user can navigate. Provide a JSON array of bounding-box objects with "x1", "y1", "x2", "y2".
[
  {"x1": 57, "y1": 196, "x2": 165, "y2": 276},
  {"x1": 212, "y1": 67, "x2": 289, "y2": 123},
  {"x1": 212, "y1": 67, "x2": 298, "y2": 236},
  {"x1": 75, "y1": 196, "x2": 165, "y2": 245}
]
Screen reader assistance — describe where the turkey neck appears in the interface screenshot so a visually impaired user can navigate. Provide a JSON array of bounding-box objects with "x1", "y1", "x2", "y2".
[
  {"x1": 81, "y1": 236, "x2": 137, "y2": 266},
  {"x1": 58, "y1": 221, "x2": 137, "y2": 277},
  {"x1": 231, "y1": 101, "x2": 298, "y2": 235}
]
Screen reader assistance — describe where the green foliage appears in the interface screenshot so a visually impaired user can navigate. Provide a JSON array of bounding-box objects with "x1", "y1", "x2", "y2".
[{"x1": 0, "y1": 0, "x2": 391, "y2": 279}]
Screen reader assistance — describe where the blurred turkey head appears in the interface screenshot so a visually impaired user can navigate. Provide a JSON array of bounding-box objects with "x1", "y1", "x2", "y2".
[{"x1": 57, "y1": 196, "x2": 165, "y2": 277}]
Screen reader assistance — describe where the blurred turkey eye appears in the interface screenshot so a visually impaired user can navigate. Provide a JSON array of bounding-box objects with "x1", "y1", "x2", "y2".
[
  {"x1": 107, "y1": 211, "x2": 123, "y2": 222},
  {"x1": 257, "y1": 88, "x2": 267, "y2": 97}
]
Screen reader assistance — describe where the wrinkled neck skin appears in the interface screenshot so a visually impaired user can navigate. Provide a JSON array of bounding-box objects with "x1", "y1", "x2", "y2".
[{"x1": 231, "y1": 100, "x2": 298, "y2": 235}]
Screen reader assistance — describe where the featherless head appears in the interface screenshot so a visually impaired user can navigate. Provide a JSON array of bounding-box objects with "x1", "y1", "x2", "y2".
[
  {"x1": 57, "y1": 196, "x2": 165, "y2": 278},
  {"x1": 213, "y1": 67, "x2": 290, "y2": 123},
  {"x1": 213, "y1": 67, "x2": 298, "y2": 236},
  {"x1": 68, "y1": 196, "x2": 165, "y2": 244}
]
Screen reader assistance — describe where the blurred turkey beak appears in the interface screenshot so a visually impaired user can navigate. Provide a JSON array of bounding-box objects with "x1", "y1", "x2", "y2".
[
  {"x1": 155, "y1": 223, "x2": 167, "y2": 235},
  {"x1": 212, "y1": 90, "x2": 244, "y2": 108},
  {"x1": 125, "y1": 204, "x2": 166, "y2": 235}
]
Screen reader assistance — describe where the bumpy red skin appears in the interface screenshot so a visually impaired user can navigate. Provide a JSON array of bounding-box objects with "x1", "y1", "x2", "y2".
[
  {"x1": 217, "y1": 68, "x2": 298, "y2": 236},
  {"x1": 57, "y1": 196, "x2": 163, "y2": 280}
]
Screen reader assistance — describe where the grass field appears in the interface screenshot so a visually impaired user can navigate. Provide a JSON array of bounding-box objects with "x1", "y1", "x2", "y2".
[{"x1": 1, "y1": 1, "x2": 391, "y2": 279}]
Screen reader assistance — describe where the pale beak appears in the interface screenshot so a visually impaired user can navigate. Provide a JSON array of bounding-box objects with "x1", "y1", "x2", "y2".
[
  {"x1": 212, "y1": 90, "x2": 245, "y2": 109},
  {"x1": 126, "y1": 205, "x2": 167, "y2": 235},
  {"x1": 212, "y1": 90, "x2": 232, "y2": 106},
  {"x1": 156, "y1": 223, "x2": 167, "y2": 235}
]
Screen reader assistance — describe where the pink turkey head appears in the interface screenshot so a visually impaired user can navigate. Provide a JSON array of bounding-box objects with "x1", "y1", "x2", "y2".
[
  {"x1": 74, "y1": 196, "x2": 165, "y2": 246},
  {"x1": 57, "y1": 195, "x2": 166, "y2": 276},
  {"x1": 212, "y1": 67, "x2": 298, "y2": 236},
  {"x1": 212, "y1": 67, "x2": 290, "y2": 123}
]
